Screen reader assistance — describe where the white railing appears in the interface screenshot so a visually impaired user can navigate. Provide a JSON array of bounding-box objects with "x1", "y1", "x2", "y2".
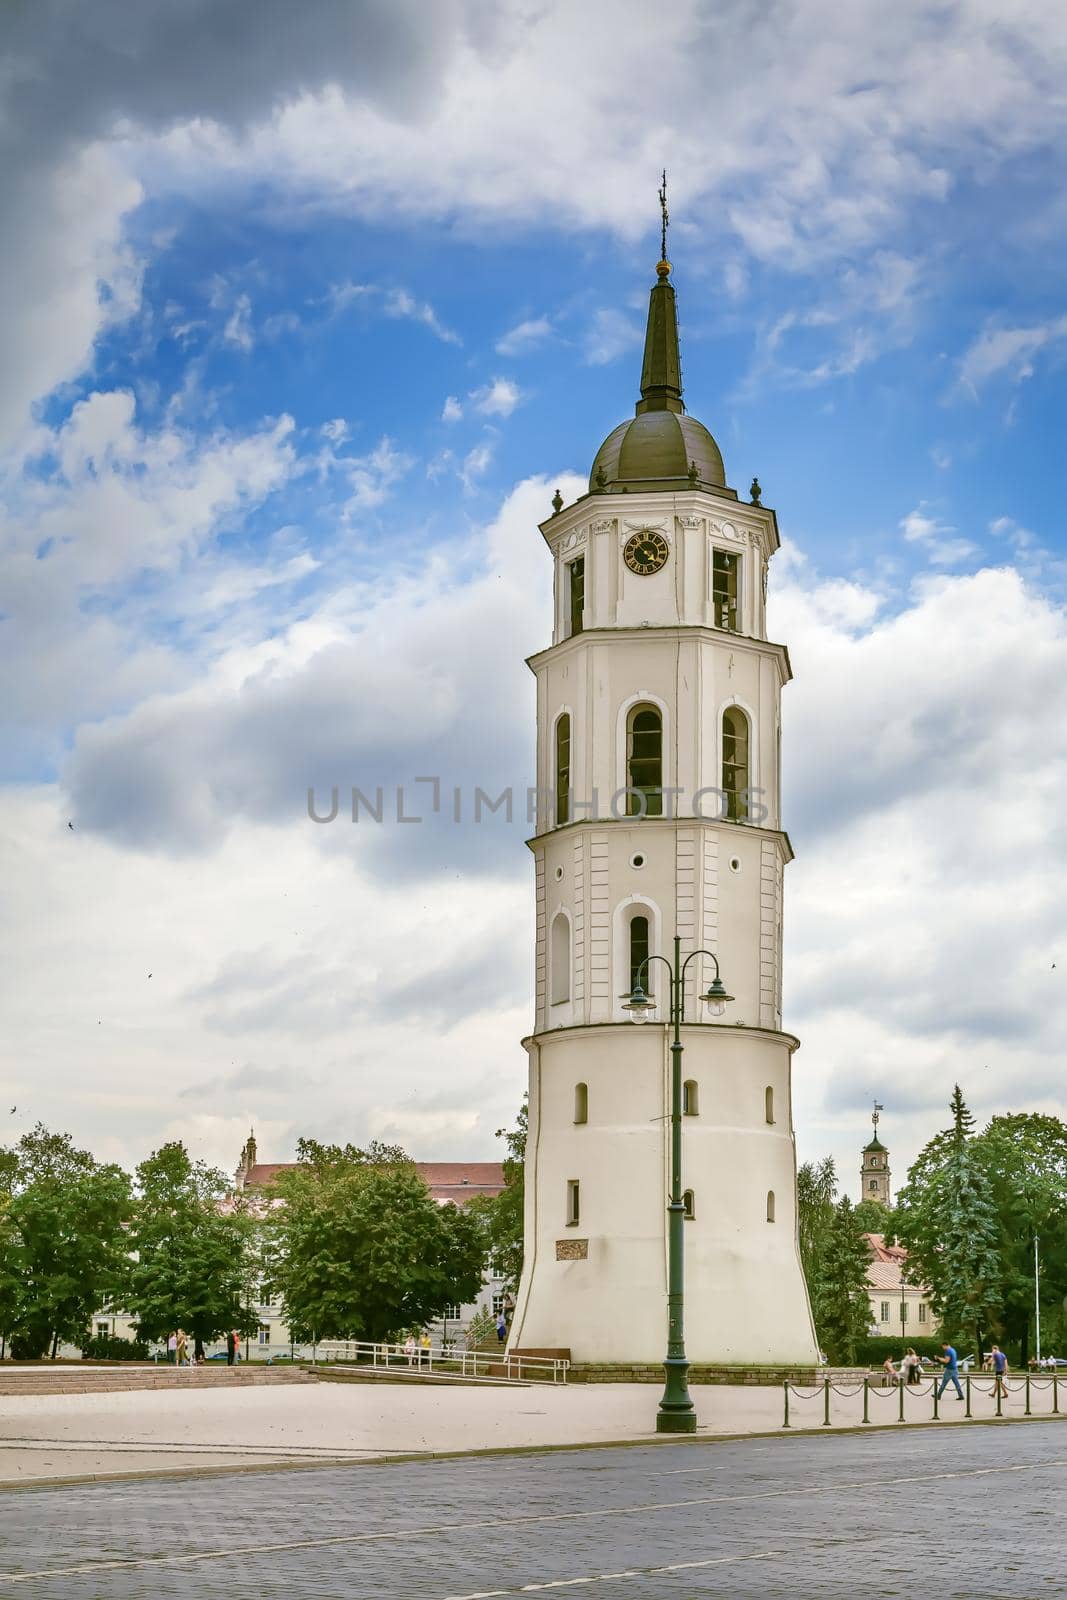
[{"x1": 311, "y1": 1338, "x2": 569, "y2": 1384}]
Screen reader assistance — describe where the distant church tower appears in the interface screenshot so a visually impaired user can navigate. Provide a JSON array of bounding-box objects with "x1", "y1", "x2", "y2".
[
  {"x1": 861, "y1": 1102, "x2": 891, "y2": 1206},
  {"x1": 507, "y1": 209, "x2": 818, "y2": 1366}
]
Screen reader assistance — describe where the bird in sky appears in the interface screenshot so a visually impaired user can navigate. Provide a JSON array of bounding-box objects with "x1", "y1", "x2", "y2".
[
  {"x1": 147, "y1": 973, "x2": 153, "y2": 979},
  {"x1": 9, "y1": 1107, "x2": 15, "y2": 1114},
  {"x1": 67, "y1": 821, "x2": 73, "y2": 830}
]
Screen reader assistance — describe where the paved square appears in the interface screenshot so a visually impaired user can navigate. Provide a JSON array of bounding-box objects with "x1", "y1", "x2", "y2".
[{"x1": 0, "y1": 1419, "x2": 1065, "y2": 1596}]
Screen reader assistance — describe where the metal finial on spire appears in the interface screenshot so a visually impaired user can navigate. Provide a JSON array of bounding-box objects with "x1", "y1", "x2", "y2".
[
  {"x1": 658, "y1": 170, "x2": 670, "y2": 272},
  {"x1": 872, "y1": 1100, "x2": 884, "y2": 1133}
]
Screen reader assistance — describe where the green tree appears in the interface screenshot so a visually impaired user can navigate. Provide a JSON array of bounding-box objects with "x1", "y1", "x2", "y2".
[
  {"x1": 2, "y1": 1126, "x2": 132, "y2": 1358},
  {"x1": 467, "y1": 1098, "x2": 527, "y2": 1296},
  {"x1": 895, "y1": 1086, "x2": 1003, "y2": 1356},
  {"x1": 796, "y1": 1155, "x2": 837, "y2": 1303},
  {"x1": 853, "y1": 1198, "x2": 893, "y2": 1235},
  {"x1": 271, "y1": 1140, "x2": 485, "y2": 1343},
  {"x1": 974, "y1": 1112, "x2": 1067, "y2": 1362},
  {"x1": 127, "y1": 1142, "x2": 251, "y2": 1358},
  {"x1": 812, "y1": 1196, "x2": 873, "y2": 1364}
]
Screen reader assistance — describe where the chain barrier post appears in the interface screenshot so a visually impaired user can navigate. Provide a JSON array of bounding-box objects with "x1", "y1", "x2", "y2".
[
  {"x1": 1055, "y1": 1373, "x2": 1059, "y2": 1415},
  {"x1": 1025, "y1": 1372, "x2": 1031, "y2": 1415},
  {"x1": 996, "y1": 1377, "x2": 1003, "y2": 1418},
  {"x1": 823, "y1": 1376, "x2": 831, "y2": 1426},
  {"x1": 898, "y1": 1376, "x2": 905, "y2": 1422},
  {"x1": 862, "y1": 1376, "x2": 869, "y2": 1424},
  {"x1": 933, "y1": 1376, "x2": 940, "y2": 1420},
  {"x1": 965, "y1": 1374, "x2": 972, "y2": 1418},
  {"x1": 783, "y1": 1380, "x2": 790, "y2": 1428}
]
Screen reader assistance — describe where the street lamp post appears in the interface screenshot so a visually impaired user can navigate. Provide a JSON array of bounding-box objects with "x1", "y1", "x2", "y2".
[{"x1": 623, "y1": 934, "x2": 733, "y2": 1434}]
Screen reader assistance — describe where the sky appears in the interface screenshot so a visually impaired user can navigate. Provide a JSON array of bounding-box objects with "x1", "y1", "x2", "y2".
[{"x1": 3, "y1": 0, "x2": 1067, "y2": 1197}]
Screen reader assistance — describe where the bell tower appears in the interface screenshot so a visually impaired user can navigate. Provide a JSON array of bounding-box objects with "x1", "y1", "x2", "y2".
[
  {"x1": 861, "y1": 1102, "x2": 892, "y2": 1206},
  {"x1": 507, "y1": 201, "x2": 818, "y2": 1367}
]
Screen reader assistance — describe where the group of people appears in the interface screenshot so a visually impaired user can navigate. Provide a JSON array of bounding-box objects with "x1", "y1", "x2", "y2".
[
  {"x1": 165, "y1": 1327, "x2": 243, "y2": 1366},
  {"x1": 880, "y1": 1343, "x2": 1011, "y2": 1400},
  {"x1": 402, "y1": 1332, "x2": 434, "y2": 1367}
]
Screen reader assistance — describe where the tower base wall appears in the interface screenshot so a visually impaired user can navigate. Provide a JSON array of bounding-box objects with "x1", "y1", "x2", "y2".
[{"x1": 508, "y1": 1022, "x2": 819, "y2": 1367}]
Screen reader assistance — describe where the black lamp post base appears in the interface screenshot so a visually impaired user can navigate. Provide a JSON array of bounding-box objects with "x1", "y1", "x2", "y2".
[{"x1": 656, "y1": 1409, "x2": 697, "y2": 1434}]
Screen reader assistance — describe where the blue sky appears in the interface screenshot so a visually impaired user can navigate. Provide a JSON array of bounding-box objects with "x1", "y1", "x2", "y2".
[{"x1": 3, "y1": 0, "x2": 1067, "y2": 1194}]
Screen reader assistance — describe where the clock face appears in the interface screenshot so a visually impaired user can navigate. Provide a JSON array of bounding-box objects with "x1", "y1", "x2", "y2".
[{"x1": 623, "y1": 529, "x2": 670, "y2": 576}]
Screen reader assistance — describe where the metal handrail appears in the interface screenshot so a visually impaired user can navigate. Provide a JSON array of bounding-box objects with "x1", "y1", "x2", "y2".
[{"x1": 311, "y1": 1338, "x2": 569, "y2": 1384}]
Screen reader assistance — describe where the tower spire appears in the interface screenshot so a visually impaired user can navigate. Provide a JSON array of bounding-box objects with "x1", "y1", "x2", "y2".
[{"x1": 636, "y1": 171, "x2": 684, "y2": 416}]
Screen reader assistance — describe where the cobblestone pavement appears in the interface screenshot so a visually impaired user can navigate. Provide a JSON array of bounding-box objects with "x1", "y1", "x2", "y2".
[{"x1": 0, "y1": 1420, "x2": 1064, "y2": 1598}]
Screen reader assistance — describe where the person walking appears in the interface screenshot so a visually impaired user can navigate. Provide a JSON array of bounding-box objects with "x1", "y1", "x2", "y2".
[
  {"x1": 990, "y1": 1343, "x2": 1009, "y2": 1400},
  {"x1": 419, "y1": 1332, "x2": 432, "y2": 1369},
  {"x1": 496, "y1": 1311, "x2": 507, "y2": 1345},
  {"x1": 403, "y1": 1334, "x2": 416, "y2": 1367},
  {"x1": 167, "y1": 1330, "x2": 177, "y2": 1365},
  {"x1": 226, "y1": 1328, "x2": 238, "y2": 1367},
  {"x1": 935, "y1": 1342, "x2": 964, "y2": 1400},
  {"x1": 175, "y1": 1329, "x2": 189, "y2": 1369}
]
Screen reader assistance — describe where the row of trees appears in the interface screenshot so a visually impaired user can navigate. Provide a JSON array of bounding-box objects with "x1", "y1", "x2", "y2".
[
  {"x1": 0, "y1": 1128, "x2": 488, "y2": 1358},
  {"x1": 800, "y1": 1088, "x2": 1067, "y2": 1364}
]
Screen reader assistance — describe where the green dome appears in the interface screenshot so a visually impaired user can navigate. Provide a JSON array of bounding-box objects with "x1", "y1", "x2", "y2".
[{"x1": 590, "y1": 410, "x2": 725, "y2": 493}]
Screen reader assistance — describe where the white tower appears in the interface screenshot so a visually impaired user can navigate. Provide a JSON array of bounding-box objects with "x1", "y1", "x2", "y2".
[{"x1": 508, "y1": 239, "x2": 818, "y2": 1368}]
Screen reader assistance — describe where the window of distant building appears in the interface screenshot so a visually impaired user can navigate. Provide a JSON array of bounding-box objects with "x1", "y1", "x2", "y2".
[
  {"x1": 722, "y1": 707, "x2": 750, "y2": 820},
  {"x1": 626, "y1": 706, "x2": 663, "y2": 815},
  {"x1": 555, "y1": 713, "x2": 571, "y2": 824},
  {"x1": 880, "y1": 1302, "x2": 890, "y2": 1323},
  {"x1": 766, "y1": 1191, "x2": 775, "y2": 1223},
  {"x1": 574, "y1": 1082, "x2": 588, "y2": 1124},
  {"x1": 682, "y1": 1079, "x2": 698, "y2": 1116},
  {"x1": 258, "y1": 1324, "x2": 271, "y2": 1346},
  {"x1": 712, "y1": 548, "x2": 739, "y2": 631},
  {"x1": 683, "y1": 1189, "x2": 695, "y2": 1220},
  {"x1": 568, "y1": 557, "x2": 585, "y2": 636},
  {"x1": 566, "y1": 1179, "x2": 580, "y2": 1226}
]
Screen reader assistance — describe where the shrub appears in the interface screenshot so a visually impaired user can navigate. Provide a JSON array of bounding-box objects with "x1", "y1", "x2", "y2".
[
  {"x1": 8, "y1": 1329, "x2": 49, "y2": 1361},
  {"x1": 80, "y1": 1333, "x2": 151, "y2": 1362}
]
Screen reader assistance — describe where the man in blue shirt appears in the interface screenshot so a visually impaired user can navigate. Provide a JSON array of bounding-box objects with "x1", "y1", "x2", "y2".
[{"x1": 936, "y1": 1342, "x2": 965, "y2": 1399}]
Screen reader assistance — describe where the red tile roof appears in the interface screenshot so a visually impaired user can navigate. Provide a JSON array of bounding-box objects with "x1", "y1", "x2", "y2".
[{"x1": 240, "y1": 1159, "x2": 504, "y2": 1204}]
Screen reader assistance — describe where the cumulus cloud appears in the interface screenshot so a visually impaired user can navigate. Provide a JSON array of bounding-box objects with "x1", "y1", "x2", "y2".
[
  {"x1": 469, "y1": 378, "x2": 523, "y2": 417},
  {"x1": 899, "y1": 504, "x2": 976, "y2": 566},
  {"x1": 441, "y1": 395, "x2": 463, "y2": 423}
]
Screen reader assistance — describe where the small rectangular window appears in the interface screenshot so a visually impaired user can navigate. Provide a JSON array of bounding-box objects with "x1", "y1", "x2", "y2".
[
  {"x1": 258, "y1": 1324, "x2": 271, "y2": 1345},
  {"x1": 442, "y1": 1303, "x2": 463, "y2": 1320},
  {"x1": 880, "y1": 1302, "x2": 890, "y2": 1323},
  {"x1": 259, "y1": 1285, "x2": 273, "y2": 1308},
  {"x1": 901, "y1": 1302, "x2": 908, "y2": 1322},
  {"x1": 568, "y1": 557, "x2": 585, "y2": 636},
  {"x1": 96, "y1": 1323, "x2": 110, "y2": 1338},
  {"x1": 712, "y1": 549, "x2": 739, "y2": 631},
  {"x1": 566, "y1": 1179, "x2": 580, "y2": 1226},
  {"x1": 918, "y1": 1303, "x2": 927, "y2": 1324},
  {"x1": 492, "y1": 1294, "x2": 507, "y2": 1318}
]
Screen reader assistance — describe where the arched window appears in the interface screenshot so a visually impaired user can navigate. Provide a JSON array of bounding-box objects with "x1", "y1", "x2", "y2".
[
  {"x1": 574, "y1": 1082, "x2": 588, "y2": 1124},
  {"x1": 766, "y1": 1190, "x2": 776, "y2": 1223},
  {"x1": 683, "y1": 1189, "x2": 695, "y2": 1220},
  {"x1": 555, "y1": 713, "x2": 571, "y2": 826},
  {"x1": 550, "y1": 912, "x2": 571, "y2": 1005},
  {"x1": 722, "y1": 707, "x2": 750, "y2": 821},
  {"x1": 627, "y1": 706, "x2": 663, "y2": 816},
  {"x1": 683, "y1": 1080, "x2": 699, "y2": 1116},
  {"x1": 629, "y1": 914, "x2": 650, "y2": 998},
  {"x1": 869, "y1": 1179, "x2": 878, "y2": 1192},
  {"x1": 764, "y1": 1086, "x2": 774, "y2": 1124}
]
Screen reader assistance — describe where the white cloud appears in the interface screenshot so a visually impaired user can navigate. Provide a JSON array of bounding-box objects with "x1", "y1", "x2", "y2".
[
  {"x1": 899, "y1": 503, "x2": 976, "y2": 566},
  {"x1": 470, "y1": 377, "x2": 523, "y2": 417},
  {"x1": 325, "y1": 281, "x2": 460, "y2": 344},
  {"x1": 441, "y1": 395, "x2": 463, "y2": 423},
  {"x1": 958, "y1": 315, "x2": 1067, "y2": 392},
  {"x1": 495, "y1": 316, "x2": 552, "y2": 356},
  {"x1": 338, "y1": 436, "x2": 414, "y2": 515},
  {"x1": 460, "y1": 441, "x2": 493, "y2": 491},
  {"x1": 223, "y1": 292, "x2": 254, "y2": 352}
]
